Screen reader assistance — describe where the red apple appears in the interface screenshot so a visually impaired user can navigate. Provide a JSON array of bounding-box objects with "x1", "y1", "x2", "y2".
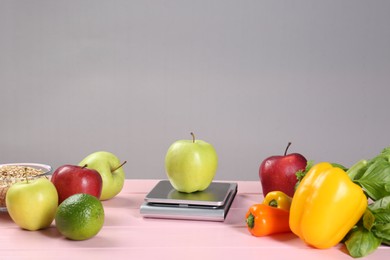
[
  {"x1": 259, "y1": 142, "x2": 307, "y2": 197},
  {"x1": 51, "y1": 164, "x2": 103, "y2": 204}
]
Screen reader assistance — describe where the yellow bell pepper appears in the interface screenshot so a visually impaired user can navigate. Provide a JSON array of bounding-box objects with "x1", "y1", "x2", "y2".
[
  {"x1": 263, "y1": 191, "x2": 292, "y2": 211},
  {"x1": 289, "y1": 162, "x2": 367, "y2": 249}
]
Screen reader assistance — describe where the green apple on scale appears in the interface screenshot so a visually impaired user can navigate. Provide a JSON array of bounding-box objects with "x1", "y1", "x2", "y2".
[
  {"x1": 165, "y1": 132, "x2": 218, "y2": 193},
  {"x1": 168, "y1": 188, "x2": 218, "y2": 201},
  {"x1": 6, "y1": 177, "x2": 58, "y2": 231},
  {"x1": 79, "y1": 151, "x2": 126, "y2": 200}
]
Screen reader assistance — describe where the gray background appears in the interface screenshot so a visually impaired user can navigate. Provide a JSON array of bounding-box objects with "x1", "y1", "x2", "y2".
[{"x1": 1, "y1": 0, "x2": 389, "y2": 181}]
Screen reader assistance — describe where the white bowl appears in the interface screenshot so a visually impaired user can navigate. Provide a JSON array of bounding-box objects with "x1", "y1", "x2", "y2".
[{"x1": 0, "y1": 163, "x2": 52, "y2": 211}]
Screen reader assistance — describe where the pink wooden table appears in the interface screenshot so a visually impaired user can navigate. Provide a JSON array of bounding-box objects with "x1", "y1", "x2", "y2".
[{"x1": 0, "y1": 179, "x2": 388, "y2": 259}]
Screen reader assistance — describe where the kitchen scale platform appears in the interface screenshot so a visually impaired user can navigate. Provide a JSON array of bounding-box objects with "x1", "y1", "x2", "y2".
[{"x1": 140, "y1": 180, "x2": 238, "y2": 221}]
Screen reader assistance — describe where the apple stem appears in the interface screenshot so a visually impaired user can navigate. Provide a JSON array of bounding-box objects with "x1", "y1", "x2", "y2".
[
  {"x1": 284, "y1": 142, "x2": 292, "y2": 156},
  {"x1": 190, "y1": 132, "x2": 195, "y2": 143},
  {"x1": 112, "y1": 161, "x2": 127, "y2": 172},
  {"x1": 81, "y1": 164, "x2": 88, "y2": 169}
]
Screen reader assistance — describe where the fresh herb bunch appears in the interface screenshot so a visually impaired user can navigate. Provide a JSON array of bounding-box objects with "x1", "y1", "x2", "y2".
[
  {"x1": 347, "y1": 147, "x2": 390, "y2": 201},
  {"x1": 344, "y1": 146, "x2": 390, "y2": 258}
]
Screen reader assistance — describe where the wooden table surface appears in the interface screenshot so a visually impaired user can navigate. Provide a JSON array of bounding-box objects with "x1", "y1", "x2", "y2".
[{"x1": 0, "y1": 179, "x2": 388, "y2": 259}]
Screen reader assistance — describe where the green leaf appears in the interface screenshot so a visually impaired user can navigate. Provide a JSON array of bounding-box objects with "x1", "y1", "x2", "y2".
[
  {"x1": 331, "y1": 162, "x2": 348, "y2": 171},
  {"x1": 385, "y1": 183, "x2": 390, "y2": 192},
  {"x1": 363, "y1": 209, "x2": 375, "y2": 231},
  {"x1": 371, "y1": 208, "x2": 390, "y2": 223},
  {"x1": 369, "y1": 196, "x2": 390, "y2": 211},
  {"x1": 345, "y1": 227, "x2": 382, "y2": 258},
  {"x1": 347, "y1": 159, "x2": 369, "y2": 181},
  {"x1": 294, "y1": 160, "x2": 314, "y2": 190},
  {"x1": 355, "y1": 158, "x2": 390, "y2": 200},
  {"x1": 380, "y1": 146, "x2": 390, "y2": 156},
  {"x1": 378, "y1": 147, "x2": 390, "y2": 162},
  {"x1": 373, "y1": 223, "x2": 390, "y2": 241},
  {"x1": 297, "y1": 160, "x2": 314, "y2": 179}
]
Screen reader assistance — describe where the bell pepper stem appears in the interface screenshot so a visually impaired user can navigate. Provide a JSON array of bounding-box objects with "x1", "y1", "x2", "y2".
[
  {"x1": 246, "y1": 213, "x2": 255, "y2": 229},
  {"x1": 269, "y1": 199, "x2": 278, "y2": 207}
]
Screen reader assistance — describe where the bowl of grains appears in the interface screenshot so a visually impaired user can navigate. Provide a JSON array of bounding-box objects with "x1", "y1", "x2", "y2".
[{"x1": 0, "y1": 163, "x2": 52, "y2": 211}]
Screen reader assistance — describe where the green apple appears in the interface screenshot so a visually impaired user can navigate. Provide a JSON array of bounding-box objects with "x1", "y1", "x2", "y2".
[
  {"x1": 79, "y1": 151, "x2": 126, "y2": 200},
  {"x1": 6, "y1": 177, "x2": 58, "y2": 231},
  {"x1": 165, "y1": 132, "x2": 218, "y2": 193}
]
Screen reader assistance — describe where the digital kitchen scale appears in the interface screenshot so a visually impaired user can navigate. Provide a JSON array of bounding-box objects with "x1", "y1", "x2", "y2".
[{"x1": 140, "y1": 180, "x2": 238, "y2": 221}]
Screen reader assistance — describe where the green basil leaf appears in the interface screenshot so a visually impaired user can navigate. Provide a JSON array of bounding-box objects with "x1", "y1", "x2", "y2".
[
  {"x1": 345, "y1": 227, "x2": 382, "y2": 258},
  {"x1": 371, "y1": 208, "x2": 390, "y2": 223},
  {"x1": 373, "y1": 223, "x2": 390, "y2": 241},
  {"x1": 347, "y1": 159, "x2": 369, "y2": 181},
  {"x1": 370, "y1": 146, "x2": 390, "y2": 163},
  {"x1": 355, "y1": 159, "x2": 390, "y2": 200},
  {"x1": 369, "y1": 196, "x2": 390, "y2": 211},
  {"x1": 380, "y1": 146, "x2": 390, "y2": 155},
  {"x1": 385, "y1": 183, "x2": 390, "y2": 192},
  {"x1": 378, "y1": 146, "x2": 390, "y2": 161},
  {"x1": 331, "y1": 162, "x2": 348, "y2": 171},
  {"x1": 363, "y1": 209, "x2": 375, "y2": 231}
]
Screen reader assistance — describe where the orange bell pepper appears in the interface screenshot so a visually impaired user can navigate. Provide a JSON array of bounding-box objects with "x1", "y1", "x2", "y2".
[{"x1": 245, "y1": 204, "x2": 291, "y2": 237}]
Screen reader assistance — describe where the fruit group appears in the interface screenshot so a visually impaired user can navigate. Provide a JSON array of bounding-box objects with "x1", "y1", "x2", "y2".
[
  {"x1": 79, "y1": 151, "x2": 126, "y2": 200},
  {"x1": 165, "y1": 132, "x2": 218, "y2": 193},
  {"x1": 51, "y1": 164, "x2": 103, "y2": 204},
  {"x1": 55, "y1": 193, "x2": 105, "y2": 241},
  {"x1": 6, "y1": 177, "x2": 58, "y2": 231},
  {"x1": 259, "y1": 142, "x2": 307, "y2": 197}
]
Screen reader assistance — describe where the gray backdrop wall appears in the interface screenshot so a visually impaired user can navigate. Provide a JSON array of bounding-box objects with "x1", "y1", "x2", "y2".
[{"x1": 1, "y1": 0, "x2": 389, "y2": 181}]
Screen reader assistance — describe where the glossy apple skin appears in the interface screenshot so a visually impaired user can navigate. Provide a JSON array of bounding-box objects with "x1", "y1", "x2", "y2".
[
  {"x1": 165, "y1": 138, "x2": 218, "y2": 193},
  {"x1": 6, "y1": 178, "x2": 58, "y2": 231},
  {"x1": 51, "y1": 165, "x2": 103, "y2": 204},
  {"x1": 259, "y1": 153, "x2": 307, "y2": 197},
  {"x1": 79, "y1": 151, "x2": 125, "y2": 200}
]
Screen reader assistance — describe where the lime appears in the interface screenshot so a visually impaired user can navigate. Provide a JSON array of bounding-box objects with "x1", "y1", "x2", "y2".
[{"x1": 55, "y1": 193, "x2": 104, "y2": 240}]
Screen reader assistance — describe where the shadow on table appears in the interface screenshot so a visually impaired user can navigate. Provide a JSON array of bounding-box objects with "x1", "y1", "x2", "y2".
[
  {"x1": 102, "y1": 195, "x2": 142, "y2": 209},
  {"x1": 0, "y1": 211, "x2": 12, "y2": 223},
  {"x1": 39, "y1": 226, "x2": 63, "y2": 239},
  {"x1": 269, "y1": 232, "x2": 352, "y2": 258}
]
